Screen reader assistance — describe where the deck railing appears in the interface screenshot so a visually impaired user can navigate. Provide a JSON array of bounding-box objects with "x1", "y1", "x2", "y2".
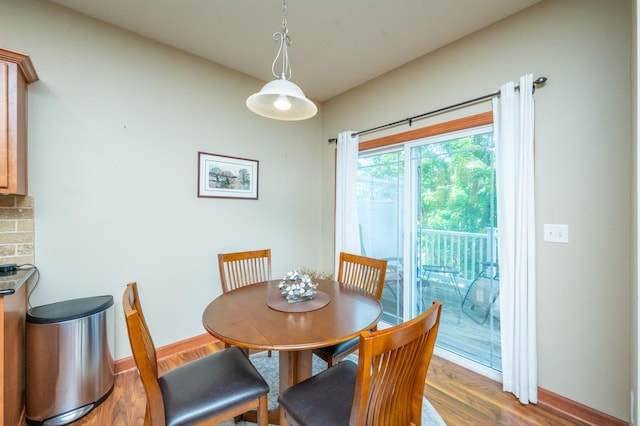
[{"x1": 418, "y1": 228, "x2": 498, "y2": 282}]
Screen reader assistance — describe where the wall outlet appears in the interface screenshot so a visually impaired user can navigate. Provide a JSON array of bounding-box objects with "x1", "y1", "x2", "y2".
[{"x1": 543, "y1": 224, "x2": 569, "y2": 243}]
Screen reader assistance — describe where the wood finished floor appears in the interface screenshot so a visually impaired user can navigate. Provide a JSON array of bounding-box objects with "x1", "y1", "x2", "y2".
[{"x1": 43, "y1": 339, "x2": 593, "y2": 426}]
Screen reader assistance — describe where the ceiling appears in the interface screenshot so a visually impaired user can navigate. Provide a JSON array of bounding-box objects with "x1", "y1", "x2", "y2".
[{"x1": 48, "y1": 0, "x2": 541, "y2": 102}]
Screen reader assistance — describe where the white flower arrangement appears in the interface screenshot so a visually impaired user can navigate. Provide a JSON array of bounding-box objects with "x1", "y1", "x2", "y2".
[{"x1": 279, "y1": 270, "x2": 319, "y2": 303}]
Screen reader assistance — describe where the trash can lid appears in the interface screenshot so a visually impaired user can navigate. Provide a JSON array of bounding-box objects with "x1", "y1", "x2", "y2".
[{"x1": 27, "y1": 295, "x2": 114, "y2": 324}]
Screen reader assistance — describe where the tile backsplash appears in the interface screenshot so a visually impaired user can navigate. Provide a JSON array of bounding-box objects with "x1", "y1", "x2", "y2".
[{"x1": 0, "y1": 195, "x2": 34, "y2": 266}]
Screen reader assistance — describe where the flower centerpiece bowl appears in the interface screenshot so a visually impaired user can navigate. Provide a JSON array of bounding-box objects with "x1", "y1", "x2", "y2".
[{"x1": 279, "y1": 270, "x2": 319, "y2": 304}]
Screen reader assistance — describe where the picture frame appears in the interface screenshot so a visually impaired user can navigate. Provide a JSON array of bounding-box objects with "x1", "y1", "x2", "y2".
[{"x1": 197, "y1": 152, "x2": 259, "y2": 199}]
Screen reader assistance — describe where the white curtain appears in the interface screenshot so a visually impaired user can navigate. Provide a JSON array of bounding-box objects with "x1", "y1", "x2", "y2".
[
  {"x1": 494, "y1": 74, "x2": 538, "y2": 404},
  {"x1": 334, "y1": 131, "x2": 361, "y2": 276}
]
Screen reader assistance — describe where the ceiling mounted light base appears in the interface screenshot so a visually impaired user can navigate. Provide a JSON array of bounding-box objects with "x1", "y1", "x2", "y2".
[{"x1": 246, "y1": 0, "x2": 317, "y2": 121}]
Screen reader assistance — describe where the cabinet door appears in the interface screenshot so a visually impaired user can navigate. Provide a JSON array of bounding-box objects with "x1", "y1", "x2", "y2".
[
  {"x1": 0, "y1": 49, "x2": 38, "y2": 195},
  {"x1": 2, "y1": 281, "x2": 28, "y2": 426}
]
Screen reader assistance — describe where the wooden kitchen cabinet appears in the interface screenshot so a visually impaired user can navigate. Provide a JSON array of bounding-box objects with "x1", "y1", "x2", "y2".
[
  {"x1": 0, "y1": 269, "x2": 34, "y2": 426},
  {"x1": 0, "y1": 48, "x2": 38, "y2": 195}
]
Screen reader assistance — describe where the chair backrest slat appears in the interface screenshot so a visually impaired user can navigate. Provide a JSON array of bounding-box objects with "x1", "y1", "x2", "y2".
[
  {"x1": 218, "y1": 249, "x2": 272, "y2": 293},
  {"x1": 351, "y1": 301, "x2": 442, "y2": 425}
]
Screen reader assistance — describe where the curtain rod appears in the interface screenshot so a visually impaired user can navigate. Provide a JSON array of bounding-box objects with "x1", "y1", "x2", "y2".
[{"x1": 328, "y1": 76, "x2": 547, "y2": 143}]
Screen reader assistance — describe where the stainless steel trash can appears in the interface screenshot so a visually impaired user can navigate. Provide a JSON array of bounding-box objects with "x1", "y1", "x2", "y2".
[{"x1": 25, "y1": 295, "x2": 115, "y2": 426}]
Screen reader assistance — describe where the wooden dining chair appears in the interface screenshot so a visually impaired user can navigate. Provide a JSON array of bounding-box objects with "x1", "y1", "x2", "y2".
[
  {"x1": 312, "y1": 251, "x2": 387, "y2": 367},
  {"x1": 218, "y1": 248, "x2": 272, "y2": 293},
  {"x1": 279, "y1": 300, "x2": 442, "y2": 426},
  {"x1": 122, "y1": 282, "x2": 269, "y2": 426},
  {"x1": 218, "y1": 249, "x2": 273, "y2": 356}
]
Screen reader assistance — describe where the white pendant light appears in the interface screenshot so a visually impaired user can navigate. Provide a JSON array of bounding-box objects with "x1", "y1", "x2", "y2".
[{"x1": 246, "y1": 0, "x2": 317, "y2": 121}]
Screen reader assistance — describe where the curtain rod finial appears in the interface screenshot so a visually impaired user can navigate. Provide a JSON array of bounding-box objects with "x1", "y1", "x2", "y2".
[{"x1": 534, "y1": 76, "x2": 548, "y2": 86}]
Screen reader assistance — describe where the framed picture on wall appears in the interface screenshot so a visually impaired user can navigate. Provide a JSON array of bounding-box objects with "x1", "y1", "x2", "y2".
[{"x1": 197, "y1": 152, "x2": 259, "y2": 199}]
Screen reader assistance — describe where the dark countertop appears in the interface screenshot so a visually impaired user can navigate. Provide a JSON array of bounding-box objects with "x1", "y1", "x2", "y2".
[{"x1": 0, "y1": 268, "x2": 36, "y2": 295}]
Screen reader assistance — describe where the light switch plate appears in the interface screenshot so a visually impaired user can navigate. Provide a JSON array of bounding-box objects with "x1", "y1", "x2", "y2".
[{"x1": 543, "y1": 224, "x2": 569, "y2": 243}]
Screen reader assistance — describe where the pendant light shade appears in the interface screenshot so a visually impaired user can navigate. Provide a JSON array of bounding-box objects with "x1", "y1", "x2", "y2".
[
  {"x1": 246, "y1": 0, "x2": 317, "y2": 121},
  {"x1": 246, "y1": 77, "x2": 317, "y2": 121}
]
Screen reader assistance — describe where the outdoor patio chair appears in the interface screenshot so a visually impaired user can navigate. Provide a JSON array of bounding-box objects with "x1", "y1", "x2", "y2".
[
  {"x1": 122, "y1": 282, "x2": 269, "y2": 426},
  {"x1": 382, "y1": 256, "x2": 403, "y2": 300},
  {"x1": 279, "y1": 301, "x2": 442, "y2": 426},
  {"x1": 461, "y1": 261, "x2": 500, "y2": 324},
  {"x1": 312, "y1": 252, "x2": 387, "y2": 367}
]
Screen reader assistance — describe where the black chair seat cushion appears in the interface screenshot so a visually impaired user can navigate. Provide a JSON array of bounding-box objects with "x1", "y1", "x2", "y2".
[
  {"x1": 315, "y1": 337, "x2": 358, "y2": 359},
  {"x1": 278, "y1": 360, "x2": 357, "y2": 426},
  {"x1": 158, "y1": 346, "x2": 269, "y2": 426}
]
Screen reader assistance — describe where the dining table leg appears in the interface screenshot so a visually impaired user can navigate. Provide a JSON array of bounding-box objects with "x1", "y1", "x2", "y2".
[{"x1": 278, "y1": 350, "x2": 313, "y2": 425}]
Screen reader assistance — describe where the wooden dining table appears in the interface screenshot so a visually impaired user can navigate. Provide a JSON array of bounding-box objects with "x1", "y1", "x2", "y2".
[{"x1": 202, "y1": 279, "x2": 383, "y2": 425}]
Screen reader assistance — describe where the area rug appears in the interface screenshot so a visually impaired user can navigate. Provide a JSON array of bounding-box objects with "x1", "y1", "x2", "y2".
[{"x1": 217, "y1": 351, "x2": 446, "y2": 425}]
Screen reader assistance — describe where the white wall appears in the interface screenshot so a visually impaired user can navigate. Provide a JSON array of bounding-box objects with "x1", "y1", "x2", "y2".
[
  {"x1": 321, "y1": 0, "x2": 631, "y2": 421},
  {"x1": 0, "y1": 0, "x2": 323, "y2": 359}
]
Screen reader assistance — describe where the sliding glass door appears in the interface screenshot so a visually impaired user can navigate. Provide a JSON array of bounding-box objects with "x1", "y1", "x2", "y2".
[{"x1": 357, "y1": 124, "x2": 501, "y2": 371}]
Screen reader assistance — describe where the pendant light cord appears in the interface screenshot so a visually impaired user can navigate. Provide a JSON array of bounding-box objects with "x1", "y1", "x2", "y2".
[{"x1": 272, "y1": 0, "x2": 292, "y2": 81}]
